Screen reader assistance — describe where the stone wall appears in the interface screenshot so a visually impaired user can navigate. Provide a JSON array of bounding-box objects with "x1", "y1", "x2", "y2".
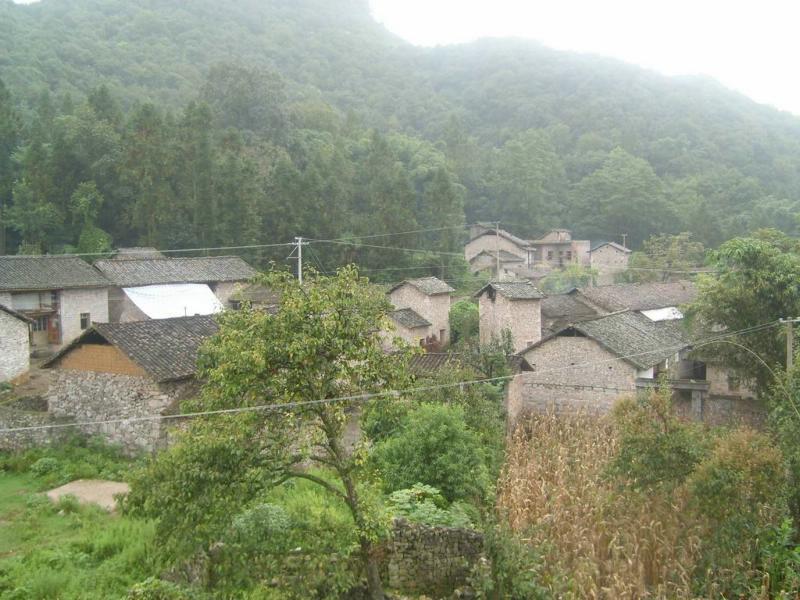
[
  {"x1": 672, "y1": 394, "x2": 767, "y2": 428},
  {"x1": 389, "y1": 285, "x2": 451, "y2": 345},
  {"x1": 60, "y1": 287, "x2": 109, "y2": 346},
  {"x1": 479, "y1": 292, "x2": 541, "y2": 353},
  {"x1": 0, "y1": 310, "x2": 30, "y2": 383},
  {"x1": 47, "y1": 370, "x2": 193, "y2": 454},
  {"x1": 0, "y1": 403, "x2": 72, "y2": 450},
  {"x1": 387, "y1": 519, "x2": 483, "y2": 597}
]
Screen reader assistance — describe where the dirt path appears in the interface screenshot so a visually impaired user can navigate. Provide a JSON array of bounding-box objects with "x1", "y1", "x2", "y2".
[{"x1": 46, "y1": 479, "x2": 130, "y2": 511}]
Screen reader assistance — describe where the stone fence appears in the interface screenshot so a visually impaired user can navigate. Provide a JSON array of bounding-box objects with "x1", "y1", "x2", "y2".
[
  {"x1": 0, "y1": 403, "x2": 73, "y2": 451},
  {"x1": 386, "y1": 518, "x2": 483, "y2": 597}
]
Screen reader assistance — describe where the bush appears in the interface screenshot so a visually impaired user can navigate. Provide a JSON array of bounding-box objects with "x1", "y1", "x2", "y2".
[
  {"x1": 127, "y1": 578, "x2": 197, "y2": 599},
  {"x1": 387, "y1": 484, "x2": 472, "y2": 528},
  {"x1": 29, "y1": 457, "x2": 61, "y2": 477},
  {"x1": 373, "y1": 403, "x2": 489, "y2": 503},
  {"x1": 449, "y1": 299, "x2": 479, "y2": 345}
]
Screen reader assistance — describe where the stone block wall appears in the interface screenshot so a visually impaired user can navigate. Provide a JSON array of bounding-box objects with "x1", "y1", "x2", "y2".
[
  {"x1": 47, "y1": 370, "x2": 180, "y2": 454},
  {"x1": 591, "y1": 244, "x2": 630, "y2": 286},
  {"x1": 387, "y1": 519, "x2": 483, "y2": 597},
  {"x1": 389, "y1": 285, "x2": 451, "y2": 345},
  {"x1": 479, "y1": 293, "x2": 541, "y2": 353},
  {"x1": 0, "y1": 404, "x2": 72, "y2": 450},
  {"x1": 0, "y1": 310, "x2": 30, "y2": 383}
]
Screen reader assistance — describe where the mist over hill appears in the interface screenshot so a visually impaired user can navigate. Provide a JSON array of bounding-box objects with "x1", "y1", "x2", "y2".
[{"x1": 1, "y1": 0, "x2": 799, "y2": 259}]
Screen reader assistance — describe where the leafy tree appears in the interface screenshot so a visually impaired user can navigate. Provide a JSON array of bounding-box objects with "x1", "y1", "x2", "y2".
[
  {"x1": 623, "y1": 232, "x2": 705, "y2": 283},
  {"x1": 687, "y1": 230, "x2": 800, "y2": 389},
  {"x1": 0, "y1": 78, "x2": 19, "y2": 253},
  {"x1": 449, "y1": 299, "x2": 479, "y2": 345},
  {"x1": 195, "y1": 266, "x2": 412, "y2": 599},
  {"x1": 538, "y1": 264, "x2": 597, "y2": 293}
]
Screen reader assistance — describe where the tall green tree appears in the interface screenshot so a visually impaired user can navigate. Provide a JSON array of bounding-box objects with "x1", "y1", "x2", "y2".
[
  {"x1": 624, "y1": 232, "x2": 705, "y2": 283},
  {"x1": 0, "y1": 78, "x2": 19, "y2": 253}
]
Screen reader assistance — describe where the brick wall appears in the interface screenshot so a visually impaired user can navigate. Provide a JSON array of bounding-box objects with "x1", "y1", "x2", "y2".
[
  {"x1": 389, "y1": 285, "x2": 451, "y2": 345},
  {"x1": 56, "y1": 344, "x2": 148, "y2": 377},
  {"x1": 479, "y1": 293, "x2": 541, "y2": 353},
  {"x1": 0, "y1": 310, "x2": 29, "y2": 383},
  {"x1": 60, "y1": 287, "x2": 109, "y2": 346}
]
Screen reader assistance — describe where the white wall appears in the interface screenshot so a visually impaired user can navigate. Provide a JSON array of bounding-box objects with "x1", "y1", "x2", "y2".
[
  {"x1": 0, "y1": 311, "x2": 29, "y2": 383},
  {"x1": 59, "y1": 288, "x2": 109, "y2": 347}
]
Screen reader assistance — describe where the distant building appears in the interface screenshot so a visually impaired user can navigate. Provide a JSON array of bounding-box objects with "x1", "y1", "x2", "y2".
[
  {"x1": 0, "y1": 304, "x2": 32, "y2": 383},
  {"x1": 111, "y1": 247, "x2": 165, "y2": 260},
  {"x1": 0, "y1": 256, "x2": 111, "y2": 354},
  {"x1": 589, "y1": 242, "x2": 631, "y2": 285},
  {"x1": 43, "y1": 316, "x2": 218, "y2": 453},
  {"x1": 475, "y1": 280, "x2": 544, "y2": 353},
  {"x1": 93, "y1": 256, "x2": 257, "y2": 322},
  {"x1": 577, "y1": 280, "x2": 696, "y2": 314},
  {"x1": 529, "y1": 229, "x2": 591, "y2": 270},
  {"x1": 387, "y1": 277, "x2": 454, "y2": 348}
]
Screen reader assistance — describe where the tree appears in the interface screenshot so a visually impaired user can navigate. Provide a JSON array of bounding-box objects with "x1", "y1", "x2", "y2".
[
  {"x1": 624, "y1": 232, "x2": 705, "y2": 283},
  {"x1": 0, "y1": 78, "x2": 19, "y2": 253},
  {"x1": 449, "y1": 299, "x2": 479, "y2": 345},
  {"x1": 687, "y1": 230, "x2": 800, "y2": 389},
  {"x1": 539, "y1": 264, "x2": 597, "y2": 294},
  {"x1": 572, "y1": 147, "x2": 676, "y2": 247},
  {"x1": 162, "y1": 267, "x2": 412, "y2": 599}
]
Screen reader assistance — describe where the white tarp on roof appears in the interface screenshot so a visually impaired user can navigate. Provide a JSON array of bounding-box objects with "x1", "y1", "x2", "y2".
[
  {"x1": 641, "y1": 306, "x2": 684, "y2": 322},
  {"x1": 123, "y1": 284, "x2": 223, "y2": 319}
]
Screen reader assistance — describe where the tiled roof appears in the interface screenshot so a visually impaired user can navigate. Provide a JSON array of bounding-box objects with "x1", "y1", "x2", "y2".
[
  {"x1": 590, "y1": 241, "x2": 631, "y2": 253},
  {"x1": 93, "y1": 256, "x2": 257, "y2": 286},
  {"x1": 541, "y1": 292, "x2": 599, "y2": 333},
  {"x1": 476, "y1": 280, "x2": 544, "y2": 300},
  {"x1": 390, "y1": 308, "x2": 431, "y2": 329},
  {"x1": 578, "y1": 281, "x2": 696, "y2": 312},
  {"x1": 0, "y1": 255, "x2": 110, "y2": 291},
  {"x1": 112, "y1": 247, "x2": 165, "y2": 260},
  {"x1": 389, "y1": 277, "x2": 455, "y2": 296},
  {"x1": 408, "y1": 352, "x2": 461, "y2": 374},
  {"x1": 471, "y1": 227, "x2": 532, "y2": 249},
  {"x1": 45, "y1": 315, "x2": 219, "y2": 382},
  {"x1": 0, "y1": 303, "x2": 33, "y2": 324},
  {"x1": 524, "y1": 311, "x2": 690, "y2": 370},
  {"x1": 471, "y1": 249, "x2": 525, "y2": 263}
]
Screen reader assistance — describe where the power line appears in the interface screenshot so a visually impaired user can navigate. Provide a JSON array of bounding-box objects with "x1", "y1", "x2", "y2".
[{"x1": 0, "y1": 320, "x2": 780, "y2": 435}]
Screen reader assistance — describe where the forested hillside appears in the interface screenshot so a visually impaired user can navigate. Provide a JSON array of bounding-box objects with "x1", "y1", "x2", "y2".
[{"x1": 2, "y1": 0, "x2": 800, "y2": 263}]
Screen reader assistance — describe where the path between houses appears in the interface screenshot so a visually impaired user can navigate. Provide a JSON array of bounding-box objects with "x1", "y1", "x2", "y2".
[{"x1": 46, "y1": 479, "x2": 130, "y2": 511}]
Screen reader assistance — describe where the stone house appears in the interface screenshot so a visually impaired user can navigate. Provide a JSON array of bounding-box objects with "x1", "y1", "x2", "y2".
[
  {"x1": 43, "y1": 315, "x2": 218, "y2": 453},
  {"x1": 93, "y1": 256, "x2": 257, "y2": 322},
  {"x1": 0, "y1": 304, "x2": 32, "y2": 383},
  {"x1": 589, "y1": 241, "x2": 631, "y2": 285},
  {"x1": 509, "y1": 309, "x2": 758, "y2": 426},
  {"x1": 529, "y1": 229, "x2": 591, "y2": 270},
  {"x1": 388, "y1": 277, "x2": 454, "y2": 347},
  {"x1": 0, "y1": 256, "x2": 111, "y2": 354},
  {"x1": 464, "y1": 226, "x2": 534, "y2": 273},
  {"x1": 476, "y1": 281, "x2": 544, "y2": 353}
]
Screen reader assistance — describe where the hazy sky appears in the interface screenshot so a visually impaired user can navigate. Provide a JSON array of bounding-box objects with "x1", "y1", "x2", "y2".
[{"x1": 369, "y1": 0, "x2": 800, "y2": 116}]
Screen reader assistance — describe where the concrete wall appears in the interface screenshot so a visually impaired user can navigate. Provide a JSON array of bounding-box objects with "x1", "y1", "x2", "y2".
[
  {"x1": 464, "y1": 234, "x2": 527, "y2": 264},
  {"x1": 0, "y1": 311, "x2": 30, "y2": 383},
  {"x1": 60, "y1": 287, "x2": 109, "y2": 346},
  {"x1": 591, "y1": 245, "x2": 630, "y2": 286},
  {"x1": 389, "y1": 285, "x2": 451, "y2": 345},
  {"x1": 510, "y1": 336, "x2": 637, "y2": 422},
  {"x1": 47, "y1": 371, "x2": 195, "y2": 454},
  {"x1": 387, "y1": 519, "x2": 483, "y2": 597},
  {"x1": 479, "y1": 292, "x2": 541, "y2": 353}
]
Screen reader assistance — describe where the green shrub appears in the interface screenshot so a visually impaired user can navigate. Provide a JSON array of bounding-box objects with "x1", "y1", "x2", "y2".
[
  {"x1": 29, "y1": 457, "x2": 61, "y2": 477},
  {"x1": 55, "y1": 494, "x2": 82, "y2": 514},
  {"x1": 449, "y1": 299, "x2": 479, "y2": 345},
  {"x1": 387, "y1": 484, "x2": 472, "y2": 528},
  {"x1": 127, "y1": 577, "x2": 197, "y2": 599},
  {"x1": 227, "y1": 503, "x2": 291, "y2": 553},
  {"x1": 373, "y1": 403, "x2": 489, "y2": 503}
]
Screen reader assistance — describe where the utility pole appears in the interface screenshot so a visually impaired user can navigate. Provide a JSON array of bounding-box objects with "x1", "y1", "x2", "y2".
[
  {"x1": 494, "y1": 221, "x2": 501, "y2": 281},
  {"x1": 294, "y1": 236, "x2": 308, "y2": 285},
  {"x1": 621, "y1": 233, "x2": 628, "y2": 249},
  {"x1": 781, "y1": 318, "x2": 800, "y2": 371}
]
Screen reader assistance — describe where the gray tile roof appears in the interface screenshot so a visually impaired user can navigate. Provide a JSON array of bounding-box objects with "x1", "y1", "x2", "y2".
[
  {"x1": 0, "y1": 255, "x2": 111, "y2": 291},
  {"x1": 472, "y1": 249, "x2": 525, "y2": 263},
  {"x1": 526, "y1": 311, "x2": 691, "y2": 370},
  {"x1": 93, "y1": 256, "x2": 257, "y2": 287},
  {"x1": 578, "y1": 281, "x2": 696, "y2": 312},
  {"x1": 541, "y1": 292, "x2": 599, "y2": 333},
  {"x1": 390, "y1": 308, "x2": 431, "y2": 329},
  {"x1": 407, "y1": 352, "x2": 531, "y2": 375},
  {"x1": 112, "y1": 247, "x2": 165, "y2": 260},
  {"x1": 0, "y1": 303, "x2": 34, "y2": 324},
  {"x1": 471, "y1": 227, "x2": 532, "y2": 249},
  {"x1": 476, "y1": 280, "x2": 545, "y2": 300},
  {"x1": 389, "y1": 277, "x2": 455, "y2": 296},
  {"x1": 45, "y1": 315, "x2": 219, "y2": 382}
]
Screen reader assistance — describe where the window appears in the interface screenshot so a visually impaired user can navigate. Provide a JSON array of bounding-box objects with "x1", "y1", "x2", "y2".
[
  {"x1": 32, "y1": 315, "x2": 49, "y2": 332},
  {"x1": 547, "y1": 250, "x2": 553, "y2": 260},
  {"x1": 80, "y1": 313, "x2": 91, "y2": 330},
  {"x1": 566, "y1": 250, "x2": 572, "y2": 261},
  {"x1": 439, "y1": 329, "x2": 446, "y2": 341}
]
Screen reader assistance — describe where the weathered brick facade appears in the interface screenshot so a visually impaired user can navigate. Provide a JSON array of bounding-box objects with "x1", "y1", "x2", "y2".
[
  {"x1": 389, "y1": 282, "x2": 452, "y2": 345},
  {"x1": 590, "y1": 243, "x2": 631, "y2": 286},
  {"x1": 477, "y1": 283, "x2": 542, "y2": 353}
]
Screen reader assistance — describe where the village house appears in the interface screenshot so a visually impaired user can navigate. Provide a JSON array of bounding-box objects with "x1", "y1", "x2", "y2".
[
  {"x1": 589, "y1": 241, "x2": 631, "y2": 285},
  {"x1": 387, "y1": 277, "x2": 454, "y2": 348},
  {"x1": 43, "y1": 315, "x2": 218, "y2": 453},
  {"x1": 508, "y1": 308, "x2": 760, "y2": 426},
  {"x1": 529, "y1": 229, "x2": 591, "y2": 270},
  {"x1": 476, "y1": 280, "x2": 544, "y2": 353},
  {"x1": 93, "y1": 256, "x2": 257, "y2": 322},
  {"x1": 0, "y1": 305, "x2": 32, "y2": 383},
  {"x1": 464, "y1": 225, "x2": 534, "y2": 274},
  {"x1": 0, "y1": 256, "x2": 111, "y2": 355},
  {"x1": 576, "y1": 280, "x2": 696, "y2": 314}
]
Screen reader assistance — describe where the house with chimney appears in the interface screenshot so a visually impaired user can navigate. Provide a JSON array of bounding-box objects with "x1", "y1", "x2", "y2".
[
  {"x1": 387, "y1": 277, "x2": 454, "y2": 348},
  {"x1": 0, "y1": 256, "x2": 111, "y2": 355},
  {"x1": 93, "y1": 256, "x2": 257, "y2": 322}
]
